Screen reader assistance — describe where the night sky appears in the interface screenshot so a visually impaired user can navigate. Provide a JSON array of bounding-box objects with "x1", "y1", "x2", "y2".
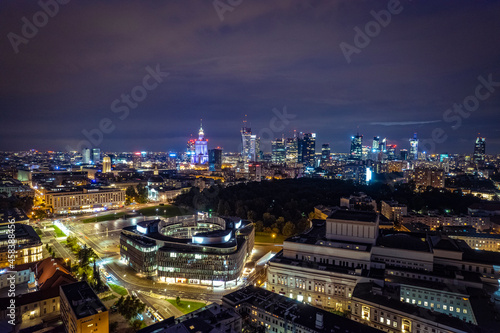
[{"x1": 1, "y1": 0, "x2": 500, "y2": 154}]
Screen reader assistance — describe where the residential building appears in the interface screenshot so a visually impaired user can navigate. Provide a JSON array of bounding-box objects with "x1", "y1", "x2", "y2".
[{"x1": 60, "y1": 281, "x2": 108, "y2": 333}]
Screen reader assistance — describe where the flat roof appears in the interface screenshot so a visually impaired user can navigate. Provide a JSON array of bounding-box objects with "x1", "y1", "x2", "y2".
[
  {"x1": 376, "y1": 233, "x2": 431, "y2": 252},
  {"x1": 328, "y1": 210, "x2": 379, "y2": 223},
  {"x1": 223, "y1": 286, "x2": 383, "y2": 333},
  {"x1": 60, "y1": 281, "x2": 106, "y2": 320},
  {"x1": 352, "y1": 283, "x2": 482, "y2": 333}
]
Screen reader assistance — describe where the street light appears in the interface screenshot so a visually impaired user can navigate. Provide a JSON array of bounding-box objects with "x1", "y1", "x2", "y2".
[{"x1": 272, "y1": 234, "x2": 276, "y2": 244}]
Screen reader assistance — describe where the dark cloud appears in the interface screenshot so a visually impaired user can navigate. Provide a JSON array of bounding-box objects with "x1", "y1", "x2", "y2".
[{"x1": 1, "y1": 0, "x2": 499, "y2": 153}]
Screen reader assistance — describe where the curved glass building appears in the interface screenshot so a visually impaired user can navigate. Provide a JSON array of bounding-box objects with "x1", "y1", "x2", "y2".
[{"x1": 120, "y1": 213, "x2": 254, "y2": 288}]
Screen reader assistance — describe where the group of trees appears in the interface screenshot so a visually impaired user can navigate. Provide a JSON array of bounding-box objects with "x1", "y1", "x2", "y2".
[
  {"x1": 63, "y1": 238, "x2": 104, "y2": 291},
  {"x1": 175, "y1": 178, "x2": 485, "y2": 237},
  {"x1": 115, "y1": 295, "x2": 146, "y2": 328},
  {"x1": 125, "y1": 183, "x2": 148, "y2": 204}
]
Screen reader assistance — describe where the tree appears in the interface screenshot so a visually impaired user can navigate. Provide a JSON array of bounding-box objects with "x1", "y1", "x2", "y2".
[
  {"x1": 255, "y1": 221, "x2": 264, "y2": 232},
  {"x1": 282, "y1": 221, "x2": 295, "y2": 237},
  {"x1": 125, "y1": 186, "x2": 136, "y2": 204},
  {"x1": 136, "y1": 183, "x2": 148, "y2": 204},
  {"x1": 131, "y1": 319, "x2": 143, "y2": 331},
  {"x1": 176, "y1": 296, "x2": 181, "y2": 305},
  {"x1": 117, "y1": 295, "x2": 145, "y2": 321}
]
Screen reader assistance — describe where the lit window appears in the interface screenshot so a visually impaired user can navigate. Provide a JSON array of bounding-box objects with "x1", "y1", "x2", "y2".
[
  {"x1": 443, "y1": 305, "x2": 447, "y2": 310},
  {"x1": 380, "y1": 317, "x2": 384, "y2": 323},
  {"x1": 450, "y1": 306, "x2": 454, "y2": 312}
]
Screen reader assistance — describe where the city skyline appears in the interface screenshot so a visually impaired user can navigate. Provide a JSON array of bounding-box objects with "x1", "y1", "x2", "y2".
[{"x1": 1, "y1": 1, "x2": 500, "y2": 153}]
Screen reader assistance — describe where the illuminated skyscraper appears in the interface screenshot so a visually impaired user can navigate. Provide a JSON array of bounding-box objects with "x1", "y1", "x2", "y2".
[
  {"x1": 372, "y1": 136, "x2": 380, "y2": 153},
  {"x1": 209, "y1": 148, "x2": 223, "y2": 171},
  {"x1": 271, "y1": 138, "x2": 286, "y2": 164},
  {"x1": 350, "y1": 134, "x2": 363, "y2": 160},
  {"x1": 187, "y1": 136, "x2": 196, "y2": 161},
  {"x1": 321, "y1": 143, "x2": 331, "y2": 162},
  {"x1": 400, "y1": 149, "x2": 408, "y2": 161},
  {"x1": 192, "y1": 120, "x2": 208, "y2": 164},
  {"x1": 241, "y1": 118, "x2": 259, "y2": 162},
  {"x1": 387, "y1": 144, "x2": 397, "y2": 160},
  {"x1": 300, "y1": 133, "x2": 316, "y2": 166},
  {"x1": 92, "y1": 148, "x2": 101, "y2": 163},
  {"x1": 473, "y1": 137, "x2": 486, "y2": 163},
  {"x1": 82, "y1": 148, "x2": 91, "y2": 164},
  {"x1": 102, "y1": 155, "x2": 111, "y2": 173},
  {"x1": 241, "y1": 124, "x2": 252, "y2": 161},
  {"x1": 380, "y1": 137, "x2": 387, "y2": 153},
  {"x1": 409, "y1": 133, "x2": 418, "y2": 160},
  {"x1": 285, "y1": 136, "x2": 298, "y2": 163}
]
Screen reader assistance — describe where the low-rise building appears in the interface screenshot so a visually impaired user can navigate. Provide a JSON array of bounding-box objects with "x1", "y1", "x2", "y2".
[
  {"x1": 222, "y1": 286, "x2": 383, "y2": 333},
  {"x1": 60, "y1": 281, "x2": 108, "y2": 333},
  {"x1": 351, "y1": 283, "x2": 484, "y2": 333},
  {"x1": 381, "y1": 200, "x2": 407, "y2": 222}
]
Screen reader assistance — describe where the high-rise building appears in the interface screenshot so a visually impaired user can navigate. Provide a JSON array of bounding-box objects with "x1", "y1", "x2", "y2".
[
  {"x1": 209, "y1": 148, "x2": 223, "y2": 171},
  {"x1": 473, "y1": 137, "x2": 486, "y2": 163},
  {"x1": 192, "y1": 120, "x2": 208, "y2": 164},
  {"x1": 350, "y1": 134, "x2": 363, "y2": 160},
  {"x1": 372, "y1": 136, "x2": 380, "y2": 153},
  {"x1": 409, "y1": 133, "x2": 419, "y2": 160},
  {"x1": 271, "y1": 138, "x2": 286, "y2": 164},
  {"x1": 321, "y1": 143, "x2": 331, "y2": 162},
  {"x1": 240, "y1": 119, "x2": 259, "y2": 162},
  {"x1": 400, "y1": 149, "x2": 408, "y2": 161},
  {"x1": 250, "y1": 134, "x2": 259, "y2": 162},
  {"x1": 82, "y1": 148, "x2": 91, "y2": 164},
  {"x1": 91, "y1": 148, "x2": 100, "y2": 164},
  {"x1": 187, "y1": 137, "x2": 196, "y2": 161},
  {"x1": 300, "y1": 133, "x2": 316, "y2": 166},
  {"x1": 387, "y1": 144, "x2": 397, "y2": 160},
  {"x1": 380, "y1": 137, "x2": 387, "y2": 153},
  {"x1": 132, "y1": 153, "x2": 141, "y2": 169},
  {"x1": 102, "y1": 155, "x2": 111, "y2": 173},
  {"x1": 285, "y1": 137, "x2": 298, "y2": 163},
  {"x1": 241, "y1": 125, "x2": 252, "y2": 161},
  {"x1": 60, "y1": 281, "x2": 109, "y2": 333}
]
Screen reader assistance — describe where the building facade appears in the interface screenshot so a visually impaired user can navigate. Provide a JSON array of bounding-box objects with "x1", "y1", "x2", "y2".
[
  {"x1": 45, "y1": 188, "x2": 125, "y2": 214},
  {"x1": 0, "y1": 223, "x2": 43, "y2": 269},
  {"x1": 120, "y1": 214, "x2": 254, "y2": 288},
  {"x1": 60, "y1": 281, "x2": 108, "y2": 333}
]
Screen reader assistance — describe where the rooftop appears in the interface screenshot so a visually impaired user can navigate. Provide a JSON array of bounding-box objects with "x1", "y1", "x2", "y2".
[
  {"x1": 223, "y1": 286, "x2": 383, "y2": 333},
  {"x1": 60, "y1": 281, "x2": 106, "y2": 319},
  {"x1": 352, "y1": 283, "x2": 484, "y2": 333},
  {"x1": 376, "y1": 233, "x2": 431, "y2": 252},
  {"x1": 328, "y1": 210, "x2": 379, "y2": 223}
]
